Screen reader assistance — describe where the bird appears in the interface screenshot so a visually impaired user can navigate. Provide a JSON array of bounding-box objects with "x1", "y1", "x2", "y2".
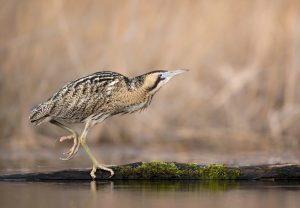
[{"x1": 29, "y1": 69, "x2": 187, "y2": 179}]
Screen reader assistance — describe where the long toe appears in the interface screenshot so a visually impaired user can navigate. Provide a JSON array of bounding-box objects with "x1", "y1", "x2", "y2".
[
  {"x1": 59, "y1": 134, "x2": 80, "y2": 160},
  {"x1": 108, "y1": 169, "x2": 114, "y2": 178},
  {"x1": 98, "y1": 165, "x2": 114, "y2": 178},
  {"x1": 89, "y1": 165, "x2": 114, "y2": 180},
  {"x1": 90, "y1": 165, "x2": 97, "y2": 180},
  {"x1": 59, "y1": 143, "x2": 79, "y2": 160},
  {"x1": 60, "y1": 153, "x2": 74, "y2": 161},
  {"x1": 59, "y1": 135, "x2": 74, "y2": 142}
]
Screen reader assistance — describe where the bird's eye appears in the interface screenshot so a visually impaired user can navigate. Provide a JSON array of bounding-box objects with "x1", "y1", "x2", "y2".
[{"x1": 159, "y1": 75, "x2": 166, "y2": 80}]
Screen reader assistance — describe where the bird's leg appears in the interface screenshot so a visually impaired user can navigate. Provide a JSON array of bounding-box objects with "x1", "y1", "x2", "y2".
[
  {"x1": 79, "y1": 121, "x2": 114, "y2": 180},
  {"x1": 50, "y1": 120, "x2": 80, "y2": 160}
]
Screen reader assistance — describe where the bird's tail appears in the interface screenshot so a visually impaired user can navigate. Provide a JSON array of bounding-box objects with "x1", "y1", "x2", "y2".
[{"x1": 29, "y1": 101, "x2": 52, "y2": 126}]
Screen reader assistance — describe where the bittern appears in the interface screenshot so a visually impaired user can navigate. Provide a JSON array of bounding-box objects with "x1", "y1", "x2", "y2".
[{"x1": 29, "y1": 69, "x2": 187, "y2": 179}]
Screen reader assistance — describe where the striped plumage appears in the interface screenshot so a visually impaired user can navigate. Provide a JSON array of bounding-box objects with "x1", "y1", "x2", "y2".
[{"x1": 30, "y1": 69, "x2": 187, "y2": 179}]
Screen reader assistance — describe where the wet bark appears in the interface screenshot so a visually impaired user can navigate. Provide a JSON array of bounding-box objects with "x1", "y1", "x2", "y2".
[{"x1": 0, "y1": 162, "x2": 299, "y2": 181}]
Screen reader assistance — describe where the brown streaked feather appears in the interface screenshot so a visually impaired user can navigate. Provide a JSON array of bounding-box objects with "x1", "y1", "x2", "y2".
[{"x1": 29, "y1": 70, "x2": 172, "y2": 125}]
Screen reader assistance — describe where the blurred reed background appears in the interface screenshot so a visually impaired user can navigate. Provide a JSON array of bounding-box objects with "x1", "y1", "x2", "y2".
[{"x1": 0, "y1": 0, "x2": 300, "y2": 168}]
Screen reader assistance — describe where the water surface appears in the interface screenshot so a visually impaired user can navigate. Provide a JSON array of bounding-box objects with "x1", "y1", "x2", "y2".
[{"x1": 0, "y1": 180, "x2": 299, "y2": 208}]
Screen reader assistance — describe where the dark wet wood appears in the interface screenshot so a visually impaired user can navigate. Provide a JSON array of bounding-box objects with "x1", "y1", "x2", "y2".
[{"x1": 0, "y1": 162, "x2": 299, "y2": 181}]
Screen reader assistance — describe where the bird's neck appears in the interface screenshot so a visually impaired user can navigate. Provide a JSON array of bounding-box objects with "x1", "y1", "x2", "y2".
[
  {"x1": 129, "y1": 74, "x2": 159, "y2": 93},
  {"x1": 120, "y1": 77, "x2": 150, "y2": 104}
]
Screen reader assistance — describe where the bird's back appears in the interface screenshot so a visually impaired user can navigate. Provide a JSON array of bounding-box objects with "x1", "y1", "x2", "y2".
[{"x1": 29, "y1": 71, "x2": 125, "y2": 125}]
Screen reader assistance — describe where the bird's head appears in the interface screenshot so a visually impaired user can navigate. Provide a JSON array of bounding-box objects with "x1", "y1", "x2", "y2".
[{"x1": 142, "y1": 69, "x2": 188, "y2": 95}]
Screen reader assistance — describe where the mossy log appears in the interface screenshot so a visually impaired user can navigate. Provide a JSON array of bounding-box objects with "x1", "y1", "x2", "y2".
[{"x1": 0, "y1": 162, "x2": 299, "y2": 181}]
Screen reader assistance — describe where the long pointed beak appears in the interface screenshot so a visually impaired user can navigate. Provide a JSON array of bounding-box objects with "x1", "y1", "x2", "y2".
[{"x1": 162, "y1": 69, "x2": 188, "y2": 79}]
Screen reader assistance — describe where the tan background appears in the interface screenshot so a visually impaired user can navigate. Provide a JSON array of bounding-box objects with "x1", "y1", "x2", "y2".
[{"x1": 1, "y1": 0, "x2": 300, "y2": 167}]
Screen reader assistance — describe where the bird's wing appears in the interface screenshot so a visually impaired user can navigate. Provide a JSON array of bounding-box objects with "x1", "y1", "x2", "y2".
[{"x1": 47, "y1": 71, "x2": 122, "y2": 122}]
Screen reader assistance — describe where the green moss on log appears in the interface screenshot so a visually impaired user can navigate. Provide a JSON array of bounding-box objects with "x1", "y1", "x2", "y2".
[{"x1": 117, "y1": 162, "x2": 240, "y2": 180}]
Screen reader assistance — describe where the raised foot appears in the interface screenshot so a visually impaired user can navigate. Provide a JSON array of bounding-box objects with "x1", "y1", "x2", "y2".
[
  {"x1": 90, "y1": 163, "x2": 114, "y2": 180},
  {"x1": 59, "y1": 133, "x2": 80, "y2": 160}
]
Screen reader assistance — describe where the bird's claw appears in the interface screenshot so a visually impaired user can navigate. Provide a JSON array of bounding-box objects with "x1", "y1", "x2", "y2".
[
  {"x1": 90, "y1": 164, "x2": 114, "y2": 180},
  {"x1": 59, "y1": 133, "x2": 80, "y2": 160}
]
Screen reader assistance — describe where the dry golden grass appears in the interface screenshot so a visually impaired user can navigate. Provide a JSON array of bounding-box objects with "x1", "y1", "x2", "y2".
[{"x1": 1, "y1": 0, "x2": 300, "y2": 153}]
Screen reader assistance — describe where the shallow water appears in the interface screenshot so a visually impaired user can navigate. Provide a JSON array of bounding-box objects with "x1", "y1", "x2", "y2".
[
  {"x1": 1, "y1": 146, "x2": 300, "y2": 208},
  {"x1": 0, "y1": 180, "x2": 299, "y2": 208}
]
